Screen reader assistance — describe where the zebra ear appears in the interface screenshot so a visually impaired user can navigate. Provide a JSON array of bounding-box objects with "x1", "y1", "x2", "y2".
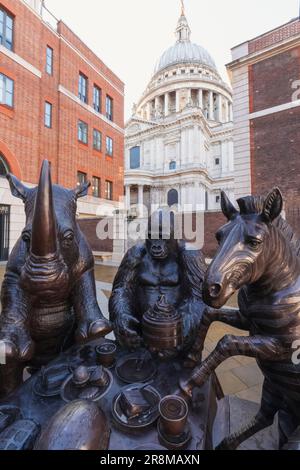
[
  {"x1": 262, "y1": 188, "x2": 283, "y2": 222},
  {"x1": 221, "y1": 191, "x2": 238, "y2": 221}
]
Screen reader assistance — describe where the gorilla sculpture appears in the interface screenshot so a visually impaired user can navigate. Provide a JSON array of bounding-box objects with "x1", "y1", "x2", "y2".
[
  {"x1": 0, "y1": 160, "x2": 111, "y2": 398},
  {"x1": 109, "y1": 209, "x2": 207, "y2": 359}
]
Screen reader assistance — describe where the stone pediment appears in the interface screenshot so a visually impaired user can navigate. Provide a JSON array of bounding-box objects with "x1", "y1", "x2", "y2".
[{"x1": 125, "y1": 118, "x2": 157, "y2": 136}]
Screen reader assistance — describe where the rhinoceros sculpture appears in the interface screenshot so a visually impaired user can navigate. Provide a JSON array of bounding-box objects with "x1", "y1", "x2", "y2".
[{"x1": 0, "y1": 160, "x2": 112, "y2": 398}]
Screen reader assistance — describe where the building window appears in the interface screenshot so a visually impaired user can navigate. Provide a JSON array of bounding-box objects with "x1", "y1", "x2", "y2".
[
  {"x1": 0, "y1": 73, "x2": 14, "y2": 107},
  {"x1": 181, "y1": 69, "x2": 185, "y2": 74},
  {"x1": 106, "y1": 136, "x2": 113, "y2": 156},
  {"x1": 215, "y1": 158, "x2": 220, "y2": 165},
  {"x1": 105, "y1": 180, "x2": 113, "y2": 200},
  {"x1": 0, "y1": 154, "x2": 10, "y2": 177},
  {"x1": 216, "y1": 195, "x2": 220, "y2": 204},
  {"x1": 78, "y1": 120, "x2": 88, "y2": 144},
  {"x1": 93, "y1": 129, "x2": 102, "y2": 151},
  {"x1": 130, "y1": 146, "x2": 140, "y2": 169},
  {"x1": 106, "y1": 95, "x2": 113, "y2": 121},
  {"x1": 46, "y1": 46, "x2": 53, "y2": 75},
  {"x1": 167, "y1": 189, "x2": 179, "y2": 207},
  {"x1": 0, "y1": 7, "x2": 13, "y2": 51},
  {"x1": 78, "y1": 73, "x2": 88, "y2": 103},
  {"x1": 77, "y1": 171, "x2": 87, "y2": 187},
  {"x1": 44, "y1": 102, "x2": 52, "y2": 128},
  {"x1": 169, "y1": 161, "x2": 176, "y2": 170},
  {"x1": 93, "y1": 85, "x2": 101, "y2": 113},
  {"x1": 92, "y1": 176, "x2": 101, "y2": 198}
]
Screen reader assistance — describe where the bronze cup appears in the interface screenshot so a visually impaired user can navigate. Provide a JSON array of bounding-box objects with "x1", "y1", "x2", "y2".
[
  {"x1": 96, "y1": 342, "x2": 117, "y2": 368},
  {"x1": 159, "y1": 395, "x2": 188, "y2": 437}
]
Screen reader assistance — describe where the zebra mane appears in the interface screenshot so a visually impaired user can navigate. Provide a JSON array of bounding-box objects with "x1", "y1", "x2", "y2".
[{"x1": 237, "y1": 195, "x2": 300, "y2": 258}]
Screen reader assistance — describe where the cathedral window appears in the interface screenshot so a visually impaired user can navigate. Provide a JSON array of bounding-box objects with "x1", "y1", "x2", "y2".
[
  {"x1": 167, "y1": 189, "x2": 179, "y2": 207},
  {"x1": 130, "y1": 146, "x2": 141, "y2": 169},
  {"x1": 169, "y1": 161, "x2": 176, "y2": 170}
]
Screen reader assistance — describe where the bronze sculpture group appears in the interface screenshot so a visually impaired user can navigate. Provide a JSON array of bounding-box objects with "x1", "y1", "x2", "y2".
[{"x1": 0, "y1": 159, "x2": 299, "y2": 450}]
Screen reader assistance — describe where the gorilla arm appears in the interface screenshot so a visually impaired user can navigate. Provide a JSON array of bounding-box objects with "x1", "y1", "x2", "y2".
[
  {"x1": 109, "y1": 244, "x2": 145, "y2": 350},
  {"x1": 177, "y1": 246, "x2": 207, "y2": 352}
]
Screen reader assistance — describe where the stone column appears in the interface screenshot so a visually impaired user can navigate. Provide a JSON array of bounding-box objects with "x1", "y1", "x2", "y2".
[
  {"x1": 218, "y1": 95, "x2": 223, "y2": 122},
  {"x1": 187, "y1": 88, "x2": 192, "y2": 105},
  {"x1": 155, "y1": 96, "x2": 160, "y2": 111},
  {"x1": 138, "y1": 185, "x2": 144, "y2": 216},
  {"x1": 164, "y1": 92, "x2": 169, "y2": 116},
  {"x1": 176, "y1": 90, "x2": 180, "y2": 113},
  {"x1": 224, "y1": 99, "x2": 229, "y2": 122},
  {"x1": 146, "y1": 102, "x2": 152, "y2": 121},
  {"x1": 229, "y1": 102, "x2": 233, "y2": 121},
  {"x1": 209, "y1": 91, "x2": 214, "y2": 120},
  {"x1": 125, "y1": 185, "x2": 131, "y2": 209},
  {"x1": 198, "y1": 89, "x2": 203, "y2": 109}
]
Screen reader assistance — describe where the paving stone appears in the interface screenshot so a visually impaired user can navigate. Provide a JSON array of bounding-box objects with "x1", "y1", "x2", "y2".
[
  {"x1": 217, "y1": 370, "x2": 247, "y2": 395},
  {"x1": 204, "y1": 340, "x2": 217, "y2": 352},
  {"x1": 231, "y1": 363, "x2": 264, "y2": 387},
  {"x1": 216, "y1": 357, "x2": 243, "y2": 373},
  {"x1": 234, "y1": 355, "x2": 257, "y2": 366},
  {"x1": 227, "y1": 396, "x2": 278, "y2": 450},
  {"x1": 235, "y1": 384, "x2": 263, "y2": 404}
]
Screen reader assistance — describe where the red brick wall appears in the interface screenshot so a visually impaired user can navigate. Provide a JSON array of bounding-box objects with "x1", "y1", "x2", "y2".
[
  {"x1": 78, "y1": 218, "x2": 113, "y2": 252},
  {"x1": 0, "y1": 0, "x2": 124, "y2": 201},
  {"x1": 250, "y1": 47, "x2": 300, "y2": 113},
  {"x1": 250, "y1": 108, "x2": 300, "y2": 211},
  {"x1": 249, "y1": 19, "x2": 300, "y2": 54},
  {"x1": 203, "y1": 211, "x2": 226, "y2": 258}
]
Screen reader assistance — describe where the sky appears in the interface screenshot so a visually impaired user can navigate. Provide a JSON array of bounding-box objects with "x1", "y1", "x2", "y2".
[{"x1": 46, "y1": 0, "x2": 300, "y2": 119}]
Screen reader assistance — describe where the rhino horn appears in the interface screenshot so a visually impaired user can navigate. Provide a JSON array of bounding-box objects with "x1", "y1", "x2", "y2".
[{"x1": 31, "y1": 160, "x2": 57, "y2": 257}]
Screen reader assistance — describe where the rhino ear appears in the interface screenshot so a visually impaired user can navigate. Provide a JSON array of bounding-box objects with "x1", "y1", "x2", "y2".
[
  {"x1": 74, "y1": 181, "x2": 91, "y2": 200},
  {"x1": 262, "y1": 187, "x2": 283, "y2": 222},
  {"x1": 221, "y1": 191, "x2": 238, "y2": 221},
  {"x1": 7, "y1": 174, "x2": 29, "y2": 203}
]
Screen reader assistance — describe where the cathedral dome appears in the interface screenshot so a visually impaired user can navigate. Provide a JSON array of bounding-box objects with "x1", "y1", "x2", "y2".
[
  {"x1": 154, "y1": 41, "x2": 217, "y2": 74},
  {"x1": 153, "y1": 8, "x2": 217, "y2": 75}
]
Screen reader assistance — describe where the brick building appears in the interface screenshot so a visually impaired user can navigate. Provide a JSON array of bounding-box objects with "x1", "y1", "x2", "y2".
[
  {"x1": 227, "y1": 17, "x2": 300, "y2": 234},
  {"x1": 0, "y1": 0, "x2": 124, "y2": 259}
]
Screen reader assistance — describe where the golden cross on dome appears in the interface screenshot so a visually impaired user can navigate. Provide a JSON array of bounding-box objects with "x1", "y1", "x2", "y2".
[{"x1": 180, "y1": 0, "x2": 185, "y2": 15}]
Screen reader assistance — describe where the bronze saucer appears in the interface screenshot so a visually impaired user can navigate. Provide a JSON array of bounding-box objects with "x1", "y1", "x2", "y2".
[
  {"x1": 112, "y1": 383, "x2": 161, "y2": 432},
  {"x1": 115, "y1": 351, "x2": 157, "y2": 384},
  {"x1": 33, "y1": 363, "x2": 72, "y2": 397},
  {"x1": 61, "y1": 367, "x2": 113, "y2": 403},
  {"x1": 157, "y1": 418, "x2": 191, "y2": 450}
]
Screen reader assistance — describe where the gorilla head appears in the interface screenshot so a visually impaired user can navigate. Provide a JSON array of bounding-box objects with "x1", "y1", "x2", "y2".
[{"x1": 146, "y1": 209, "x2": 178, "y2": 260}]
